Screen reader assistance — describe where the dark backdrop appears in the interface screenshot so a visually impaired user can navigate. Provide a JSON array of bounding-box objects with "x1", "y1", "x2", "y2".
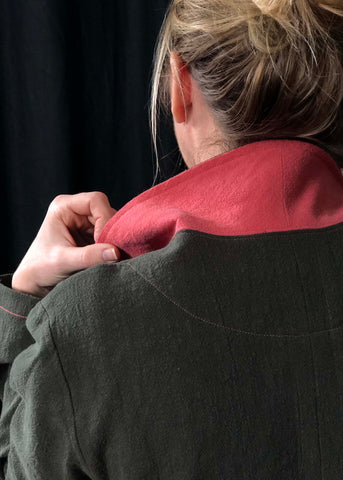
[{"x1": 0, "y1": 0, "x2": 183, "y2": 273}]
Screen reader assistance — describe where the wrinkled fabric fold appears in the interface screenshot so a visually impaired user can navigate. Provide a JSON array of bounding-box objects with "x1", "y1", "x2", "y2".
[{"x1": 97, "y1": 140, "x2": 343, "y2": 258}]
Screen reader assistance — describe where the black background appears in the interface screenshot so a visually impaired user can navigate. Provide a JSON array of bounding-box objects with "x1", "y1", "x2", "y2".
[{"x1": 0, "y1": 0, "x2": 183, "y2": 273}]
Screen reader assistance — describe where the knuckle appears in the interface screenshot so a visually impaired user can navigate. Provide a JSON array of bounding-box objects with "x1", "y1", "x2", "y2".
[
  {"x1": 92, "y1": 191, "x2": 109, "y2": 203},
  {"x1": 48, "y1": 194, "x2": 68, "y2": 213},
  {"x1": 48, "y1": 246, "x2": 62, "y2": 265},
  {"x1": 53, "y1": 194, "x2": 68, "y2": 204},
  {"x1": 79, "y1": 248, "x2": 89, "y2": 268}
]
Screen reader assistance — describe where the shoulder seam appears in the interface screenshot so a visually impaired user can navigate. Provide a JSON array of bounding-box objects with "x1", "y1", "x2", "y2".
[
  {"x1": 126, "y1": 263, "x2": 343, "y2": 338},
  {"x1": 40, "y1": 303, "x2": 93, "y2": 478}
]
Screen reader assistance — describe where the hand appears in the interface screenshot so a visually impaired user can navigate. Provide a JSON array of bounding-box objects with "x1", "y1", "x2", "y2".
[{"x1": 12, "y1": 192, "x2": 120, "y2": 298}]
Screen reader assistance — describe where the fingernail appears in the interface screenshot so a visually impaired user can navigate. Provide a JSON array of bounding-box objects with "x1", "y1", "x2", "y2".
[{"x1": 103, "y1": 248, "x2": 118, "y2": 262}]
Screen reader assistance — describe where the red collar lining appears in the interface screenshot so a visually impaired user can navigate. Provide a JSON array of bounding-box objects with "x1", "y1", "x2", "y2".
[{"x1": 97, "y1": 140, "x2": 343, "y2": 258}]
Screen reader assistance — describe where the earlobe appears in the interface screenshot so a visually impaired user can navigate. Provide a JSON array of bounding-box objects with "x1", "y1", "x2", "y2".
[{"x1": 170, "y1": 51, "x2": 192, "y2": 124}]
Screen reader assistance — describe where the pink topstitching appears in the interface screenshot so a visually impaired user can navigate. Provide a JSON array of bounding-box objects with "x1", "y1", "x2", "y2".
[
  {"x1": 0, "y1": 305, "x2": 27, "y2": 319},
  {"x1": 126, "y1": 263, "x2": 343, "y2": 339}
]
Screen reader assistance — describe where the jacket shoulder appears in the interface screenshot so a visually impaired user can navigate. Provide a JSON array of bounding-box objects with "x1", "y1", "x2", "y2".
[
  {"x1": 40, "y1": 233, "x2": 197, "y2": 335},
  {"x1": 40, "y1": 258, "x2": 149, "y2": 331}
]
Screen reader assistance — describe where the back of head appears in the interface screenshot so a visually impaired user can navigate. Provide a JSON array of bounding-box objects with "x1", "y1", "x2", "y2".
[{"x1": 151, "y1": 0, "x2": 343, "y2": 166}]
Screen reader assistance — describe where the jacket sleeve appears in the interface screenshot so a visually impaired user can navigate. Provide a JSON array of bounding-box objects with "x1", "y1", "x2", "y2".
[
  {"x1": 0, "y1": 278, "x2": 89, "y2": 479},
  {"x1": 0, "y1": 274, "x2": 39, "y2": 403}
]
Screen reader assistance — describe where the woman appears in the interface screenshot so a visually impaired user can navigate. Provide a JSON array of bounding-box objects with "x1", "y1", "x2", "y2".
[{"x1": 1, "y1": 0, "x2": 343, "y2": 478}]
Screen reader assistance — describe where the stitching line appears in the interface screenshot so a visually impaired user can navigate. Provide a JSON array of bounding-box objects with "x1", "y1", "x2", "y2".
[
  {"x1": 0, "y1": 305, "x2": 27, "y2": 319},
  {"x1": 178, "y1": 221, "x2": 343, "y2": 243},
  {"x1": 126, "y1": 263, "x2": 343, "y2": 339},
  {"x1": 41, "y1": 304, "x2": 92, "y2": 478}
]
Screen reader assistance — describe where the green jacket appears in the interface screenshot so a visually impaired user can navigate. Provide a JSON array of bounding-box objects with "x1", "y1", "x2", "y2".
[{"x1": 1, "y1": 140, "x2": 343, "y2": 479}]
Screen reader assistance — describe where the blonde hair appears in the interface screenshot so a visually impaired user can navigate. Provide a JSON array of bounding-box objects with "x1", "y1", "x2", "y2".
[{"x1": 150, "y1": 0, "x2": 343, "y2": 177}]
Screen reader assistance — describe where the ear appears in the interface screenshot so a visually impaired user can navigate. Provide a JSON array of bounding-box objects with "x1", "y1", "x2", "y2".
[{"x1": 170, "y1": 51, "x2": 192, "y2": 124}]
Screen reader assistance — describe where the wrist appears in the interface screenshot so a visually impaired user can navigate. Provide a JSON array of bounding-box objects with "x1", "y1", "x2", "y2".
[{"x1": 12, "y1": 270, "x2": 44, "y2": 299}]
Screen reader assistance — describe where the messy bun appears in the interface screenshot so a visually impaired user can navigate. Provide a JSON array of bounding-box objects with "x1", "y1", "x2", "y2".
[
  {"x1": 253, "y1": 0, "x2": 343, "y2": 17},
  {"x1": 151, "y1": 0, "x2": 343, "y2": 170}
]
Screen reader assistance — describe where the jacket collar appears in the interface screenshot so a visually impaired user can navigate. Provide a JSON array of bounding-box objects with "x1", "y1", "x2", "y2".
[{"x1": 97, "y1": 139, "x2": 343, "y2": 259}]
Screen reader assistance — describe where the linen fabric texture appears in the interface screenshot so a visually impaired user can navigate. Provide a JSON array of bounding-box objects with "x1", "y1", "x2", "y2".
[{"x1": 1, "y1": 140, "x2": 343, "y2": 479}]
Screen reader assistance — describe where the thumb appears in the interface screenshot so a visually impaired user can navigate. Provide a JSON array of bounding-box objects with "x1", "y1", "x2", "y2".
[{"x1": 64, "y1": 243, "x2": 120, "y2": 273}]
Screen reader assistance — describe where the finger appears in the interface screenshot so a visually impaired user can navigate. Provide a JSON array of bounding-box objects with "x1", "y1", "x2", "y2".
[
  {"x1": 48, "y1": 193, "x2": 117, "y2": 242},
  {"x1": 60, "y1": 243, "x2": 121, "y2": 273}
]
